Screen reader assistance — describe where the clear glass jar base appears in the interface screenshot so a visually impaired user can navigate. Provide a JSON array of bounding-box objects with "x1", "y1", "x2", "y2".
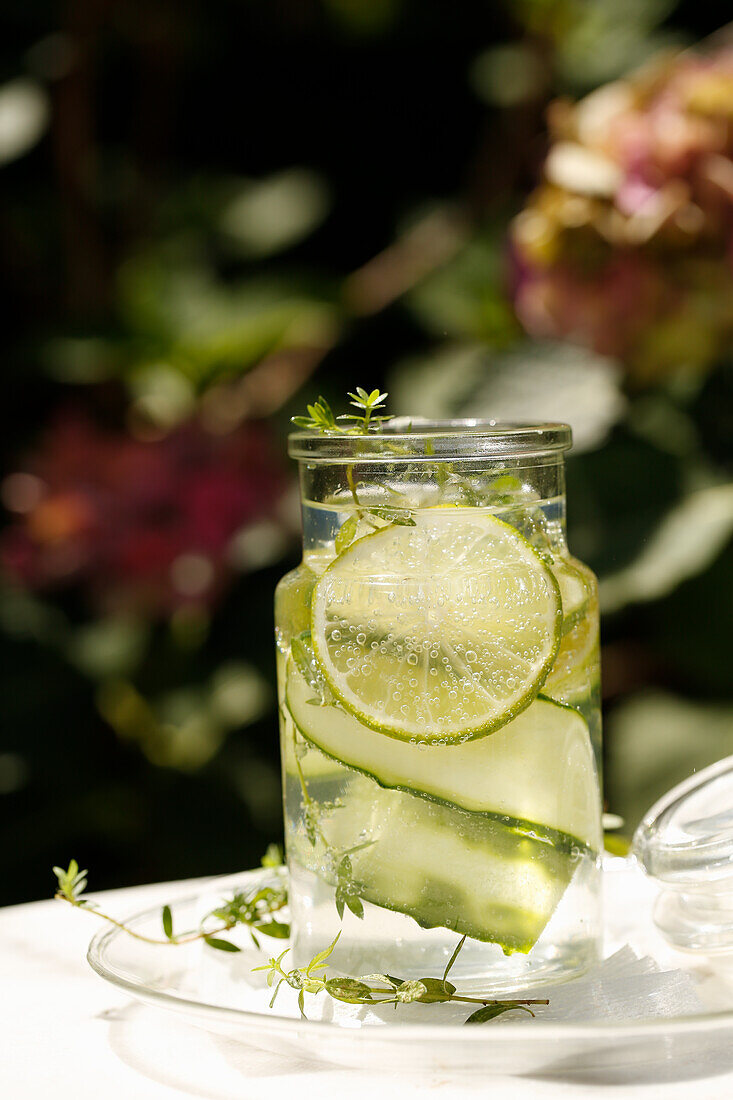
[{"x1": 289, "y1": 863, "x2": 601, "y2": 992}]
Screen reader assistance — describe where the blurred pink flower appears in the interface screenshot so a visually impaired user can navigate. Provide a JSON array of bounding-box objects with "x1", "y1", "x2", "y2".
[
  {"x1": 1, "y1": 413, "x2": 287, "y2": 615},
  {"x1": 510, "y1": 46, "x2": 733, "y2": 384}
]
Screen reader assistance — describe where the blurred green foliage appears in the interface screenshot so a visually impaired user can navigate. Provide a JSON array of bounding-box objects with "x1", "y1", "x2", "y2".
[{"x1": 1, "y1": 0, "x2": 731, "y2": 905}]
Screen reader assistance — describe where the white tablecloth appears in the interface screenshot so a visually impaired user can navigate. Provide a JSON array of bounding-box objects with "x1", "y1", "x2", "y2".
[{"x1": 3, "y1": 875, "x2": 733, "y2": 1099}]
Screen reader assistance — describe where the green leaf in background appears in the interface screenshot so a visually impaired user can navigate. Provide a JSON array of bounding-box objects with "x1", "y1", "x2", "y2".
[
  {"x1": 646, "y1": 538, "x2": 733, "y2": 695},
  {"x1": 469, "y1": 43, "x2": 548, "y2": 107},
  {"x1": 389, "y1": 340, "x2": 625, "y2": 454},
  {"x1": 507, "y1": 0, "x2": 684, "y2": 91},
  {"x1": 0, "y1": 78, "x2": 49, "y2": 164},
  {"x1": 406, "y1": 236, "x2": 519, "y2": 345},
  {"x1": 96, "y1": 660, "x2": 270, "y2": 771},
  {"x1": 601, "y1": 483, "x2": 733, "y2": 613},
  {"x1": 218, "y1": 169, "x2": 330, "y2": 258},
  {"x1": 322, "y1": 0, "x2": 401, "y2": 35},
  {"x1": 68, "y1": 618, "x2": 149, "y2": 680},
  {"x1": 116, "y1": 250, "x2": 338, "y2": 389},
  {"x1": 605, "y1": 691, "x2": 733, "y2": 830},
  {"x1": 565, "y1": 429, "x2": 683, "y2": 576}
]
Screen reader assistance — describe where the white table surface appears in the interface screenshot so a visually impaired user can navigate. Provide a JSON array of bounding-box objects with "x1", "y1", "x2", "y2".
[{"x1": 3, "y1": 875, "x2": 733, "y2": 1100}]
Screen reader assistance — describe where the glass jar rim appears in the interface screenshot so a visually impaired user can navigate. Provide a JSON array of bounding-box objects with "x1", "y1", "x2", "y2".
[{"x1": 288, "y1": 418, "x2": 572, "y2": 463}]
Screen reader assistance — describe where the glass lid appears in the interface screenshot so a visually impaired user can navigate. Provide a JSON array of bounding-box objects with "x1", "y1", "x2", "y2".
[
  {"x1": 288, "y1": 419, "x2": 572, "y2": 462},
  {"x1": 633, "y1": 755, "x2": 733, "y2": 886}
]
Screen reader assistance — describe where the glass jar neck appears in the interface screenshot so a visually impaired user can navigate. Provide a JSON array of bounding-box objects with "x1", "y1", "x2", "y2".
[{"x1": 297, "y1": 454, "x2": 568, "y2": 558}]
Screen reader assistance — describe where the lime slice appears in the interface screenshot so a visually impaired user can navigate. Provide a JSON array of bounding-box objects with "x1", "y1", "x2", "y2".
[
  {"x1": 545, "y1": 564, "x2": 599, "y2": 702},
  {"x1": 552, "y1": 557, "x2": 591, "y2": 635},
  {"x1": 310, "y1": 510, "x2": 562, "y2": 743}
]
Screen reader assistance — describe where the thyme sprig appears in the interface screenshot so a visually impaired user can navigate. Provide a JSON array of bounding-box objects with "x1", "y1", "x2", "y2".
[
  {"x1": 291, "y1": 389, "x2": 391, "y2": 435},
  {"x1": 254, "y1": 931, "x2": 548, "y2": 1024},
  {"x1": 279, "y1": 661, "x2": 372, "y2": 921},
  {"x1": 53, "y1": 862, "x2": 549, "y2": 1024},
  {"x1": 339, "y1": 388, "x2": 392, "y2": 432},
  {"x1": 292, "y1": 388, "x2": 415, "y2": 534},
  {"x1": 53, "y1": 855, "x2": 289, "y2": 951}
]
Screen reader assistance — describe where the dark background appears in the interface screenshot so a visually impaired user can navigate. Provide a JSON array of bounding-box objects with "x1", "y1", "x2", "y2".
[{"x1": 1, "y1": 1, "x2": 731, "y2": 907}]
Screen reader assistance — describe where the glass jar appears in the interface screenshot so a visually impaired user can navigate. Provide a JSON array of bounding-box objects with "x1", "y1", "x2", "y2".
[{"x1": 275, "y1": 420, "x2": 602, "y2": 988}]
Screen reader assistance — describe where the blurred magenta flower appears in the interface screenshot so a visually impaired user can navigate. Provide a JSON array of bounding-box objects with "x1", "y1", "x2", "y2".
[
  {"x1": 1, "y1": 413, "x2": 287, "y2": 616},
  {"x1": 510, "y1": 45, "x2": 733, "y2": 384}
]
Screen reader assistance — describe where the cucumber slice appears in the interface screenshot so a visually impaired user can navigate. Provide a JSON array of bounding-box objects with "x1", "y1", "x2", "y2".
[
  {"x1": 286, "y1": 660, "x2": 600, "y2": 850},
  {"x1": 318, "y1": 783, "x2": 578, "y2": 953},
  {"x1": 280, "y1": 702, "x2": 344, "y2": 782},
  {"x1": 284, "y1": 743, "x2": 345, "y2": 782}
]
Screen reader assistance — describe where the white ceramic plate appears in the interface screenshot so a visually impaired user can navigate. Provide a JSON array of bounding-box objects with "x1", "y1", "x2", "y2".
[{"x1": 87, "y1": 860, "x2": 733, "y2": 1077}]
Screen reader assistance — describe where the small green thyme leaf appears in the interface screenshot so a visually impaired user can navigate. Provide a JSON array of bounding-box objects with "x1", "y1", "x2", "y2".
[
  {"x1": 291, "y1": 631, "x2": 332, "y2": 703},
  {"x1": 360, "y1": 973, "x2": 401, "y2": 987},
  {"x1": 337, "y1": 854, "x2": 352, "y2": 879},
  {"x1": 292, "y1": 388, "x2": 392, "y2": 435},
  {"x1": 261, "y1": 843, "x2": 283, "y2": 869},
  {"x1": 291, "y1": 396, "x2": 339, "y2": 432},
  {"x1": 324, "y1": 977, "x2": 374, "y2": 1003},
  {"x1": 335, "y1": 514, "x2": 360, "y2": 554},
  {"x1": 366, "y1": 506, "x2": 416, "y2": 526},
  {"x1": 54, "y1": 859, "x2": 287, "y2": 949},
  {"x1": 254, "y1": 920, "x2": 290, "y2": 939},
  {"x1": 204, "y1": 935, "x2": 242, "y2": 953},
  {"x1": 465, "y1": 1003, "x2": 535, "y2": 1024},
  {"x1": 269, "y1": 977, "x2": 286, "y2": 1008},
  {"x1": 394, "y1": 980, "x2": 428, "y2": 1004},
  {"x1": 344, "y1": 893, "x2": 364, "y2": 920},
  {"x1": 306, "y1": 932, "x2": 341, "y2": 973},
  {"x1": 291, "y1": 633, "x2": 314, "y2": 680},
  {"x1": 443, "y1": 934, "x2": 467, "y2": 983},
  {"x1": 414, "y1": 977, "x2": 457, "y2": 1003},
  {"x1": 53, "y1": 860, "x2": 89, "y2": 904}
]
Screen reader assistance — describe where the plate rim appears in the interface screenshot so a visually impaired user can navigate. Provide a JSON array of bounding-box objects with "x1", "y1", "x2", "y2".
[{"x1": 87, "y1": 865, "x2": 733, "y2": 1043}]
